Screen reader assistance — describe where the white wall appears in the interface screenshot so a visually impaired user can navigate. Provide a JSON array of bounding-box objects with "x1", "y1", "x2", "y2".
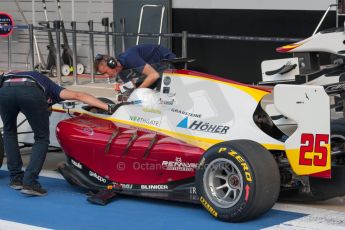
[
  {"x1": 0, "y1": 0, "x2": 338, "y2": 72},
  {"x1": 172, "y1": 0, "x2": 336, "y2": 11}
]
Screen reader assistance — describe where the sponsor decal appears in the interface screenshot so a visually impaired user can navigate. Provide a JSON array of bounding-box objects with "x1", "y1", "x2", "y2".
[
  {"x1": 142, "y1": 107, "x2": 161, "y2": 114},
  {"x1": 107, "y1": 183, "x2": 130, "y2": 190},
  {"x1": 129, "y1": 115, "x2": 160, "y2": 127},
  {"x1": 218, "y1": 148, "x2": 253, "y2": 182},
  {"x1": 159, "y1": 98, "x2": 175, "y2": 105},
  {"x1": 121, "y1": 184, "x2": 133, "y2": 189},
  {"x1": 89, "y1": 170, "x2": 107, "y2": 184},
  {"x1": 71, "y1": 159, "x2": 82, "y2": 169},
  {"x1": 163, "y1": 76, "x2": 171, "y2": 85},
  {"x1": 171, "y1": 108, "x2": 202, "y2": 118},
  {"x1": 82, "y1": 127, "x2": 94, "y2": 135},
  {"x1": 200, "y1": 196, "x2": 218, "y2": 217},
  {"x1": 163, "y1": 87, "x2": 170, "y2": 94},
  {"x1": 177, "y1": 117, "x2": 230, "y2": 134},
  {"x1": 162, "y1": 157, "x2": 198, "y2": 172},
  {"x1": 141, "y1": 184, "x2": 169, "y2": 190},
  {"x1": 0, "y1": 12, "x2": 14, "y2": 37}
]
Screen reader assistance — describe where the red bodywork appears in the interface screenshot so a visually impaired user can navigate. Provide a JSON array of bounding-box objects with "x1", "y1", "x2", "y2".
[{"x1": 56, "y1": 114, "x2": 205, "y2": 185}]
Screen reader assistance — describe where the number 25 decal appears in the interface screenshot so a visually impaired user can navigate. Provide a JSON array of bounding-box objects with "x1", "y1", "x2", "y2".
[{"x1": 299, "y1": 133, "x2": 329, "y2": 166}]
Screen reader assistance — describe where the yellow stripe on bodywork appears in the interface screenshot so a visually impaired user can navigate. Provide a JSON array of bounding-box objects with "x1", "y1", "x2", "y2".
[
  {"x1": 285, "y1": 144, "x2": 331, "y2": 175},
  {"x1": 169, "y1": 73, "x2": 269, "y2": 102},
  {"x1": 106, "y1": 117, "x2": 284, "y2": 151},
  {"x1": 53, "y1": 108, "x2": 285, "y2": 151},
  {"x1": 108, "y1": 117, "x2": 217, "y2": 150},
  {"x1": 279, "y1": 43, "x2": 301, "y2": 50}
]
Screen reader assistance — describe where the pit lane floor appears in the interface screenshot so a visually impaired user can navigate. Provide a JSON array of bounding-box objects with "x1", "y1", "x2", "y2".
[{"x1": 0, "y1": 149, "x2": 345, "y2": 230}]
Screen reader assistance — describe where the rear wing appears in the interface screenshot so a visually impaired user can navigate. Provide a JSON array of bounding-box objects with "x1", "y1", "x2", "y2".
[{"x1": 274, "y1": 84, "x2": 331, "y2": 178}]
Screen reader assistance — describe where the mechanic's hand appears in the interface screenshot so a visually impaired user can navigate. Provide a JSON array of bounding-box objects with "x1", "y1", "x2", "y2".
[
  {"x1": 107, "y1": 103, "x2": 117, "y2": 115},
  {"x1": 114, "y1": 81, "x2": 135, "y2": 93},
  {"x1": 114, "y1": 83, "x2": 121, "y2": 92}
]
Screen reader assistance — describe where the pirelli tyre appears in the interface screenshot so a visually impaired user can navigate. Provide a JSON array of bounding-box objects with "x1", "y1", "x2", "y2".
[
  {"x1": 195, "y1": 140, "x2": 280, "y2": 222},
  {"x1": 0, "y1": 133, "x2": 4, "y2": 168}
]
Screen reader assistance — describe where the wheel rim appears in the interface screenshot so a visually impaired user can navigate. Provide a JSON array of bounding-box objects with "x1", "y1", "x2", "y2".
[
  {"x1": 77, "y1": 63, "x2": 84, "y2": 74},
  {"x1": 203, "y1": 158, "x2": 244, "y2": 208},
  {"x1": 61, "y1": 65, "x2": 70, "y2": 76}
]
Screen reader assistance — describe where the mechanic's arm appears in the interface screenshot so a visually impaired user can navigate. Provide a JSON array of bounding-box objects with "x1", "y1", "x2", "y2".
[
  {"x1": 138, "y1": 64, "x2": 160, "y2": 88},
  {"x1": 59, "y1": 89, "x2": 108, "y2": 111}
]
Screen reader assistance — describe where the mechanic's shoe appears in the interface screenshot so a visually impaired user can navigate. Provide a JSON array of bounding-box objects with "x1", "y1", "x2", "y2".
[
  {"x1": 9, "y1": 175, "x2": 23, "y2": 190},
  {"x1": 21, "y1": 184, "x2": 47, "y2": 196}
]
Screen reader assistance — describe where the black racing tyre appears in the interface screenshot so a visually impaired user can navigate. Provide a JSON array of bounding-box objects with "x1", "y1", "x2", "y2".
[
  {"x1": 331, "y1": 118, "x2": 345, "y2": 160},
  {"x1": 195, "y1": 140, "x2": 280, "y2": 222},
  {"x1": 0, "y1": 133, "x2": 4, "y2": 168}
]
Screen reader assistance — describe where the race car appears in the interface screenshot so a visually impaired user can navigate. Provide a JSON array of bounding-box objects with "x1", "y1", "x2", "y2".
[
  {"x1": 54, "y1": 67, "x2": 345, "y2": 222},
  {"x1": 260, "y1": 1, "x2": 345, "y2": 119}
]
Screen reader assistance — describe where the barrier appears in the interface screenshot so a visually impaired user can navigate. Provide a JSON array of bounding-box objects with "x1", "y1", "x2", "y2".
[{"x1": 12, "y1": 21, "x2": 305, "y2": 85}]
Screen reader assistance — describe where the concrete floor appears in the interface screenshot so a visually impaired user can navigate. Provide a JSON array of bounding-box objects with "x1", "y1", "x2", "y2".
[{"x1": 2, "y1": 145, "x2": 345, "y2": 214}]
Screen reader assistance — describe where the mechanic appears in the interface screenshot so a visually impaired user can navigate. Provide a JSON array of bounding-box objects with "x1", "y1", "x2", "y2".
[
  {"x1": 0, "y1": 71, "x2": 116, "y2": 196},
  {"x1": 94, "y1": 44, "x2": 176, "y2": 92}
]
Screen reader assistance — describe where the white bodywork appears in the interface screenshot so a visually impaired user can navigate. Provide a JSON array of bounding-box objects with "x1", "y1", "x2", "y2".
[
  {"x1": 287, "y1": 31, "x2": 345, "y2": 55},
  {"x1": 0, "y1": 109, "x2": 68, "y2": 148},
  {"x1": 111, "y1": 71, "x2": 330, "y2": 155}
]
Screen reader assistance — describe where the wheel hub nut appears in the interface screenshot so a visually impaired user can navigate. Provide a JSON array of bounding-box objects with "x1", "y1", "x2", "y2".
[{"x1": 229, "y1": 175, "x2": 239, "y2": 188}]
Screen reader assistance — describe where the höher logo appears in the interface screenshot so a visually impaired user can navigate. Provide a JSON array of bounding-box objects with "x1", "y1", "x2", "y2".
[{"x1": 177, "y1": 117, "x2": 230, "y2": 134}]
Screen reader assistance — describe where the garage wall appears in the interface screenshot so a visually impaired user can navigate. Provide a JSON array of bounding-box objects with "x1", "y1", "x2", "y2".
[
  {"x1": 0, "y1": 0, "x2": 114, "y2": 72},
  {"x1": 0, "y1": 0, "x2": 340, "y2": 83},
  {"x1": 172, "y1": 0, "x2": 335, "y2": 10},
  {"x1": 171, "y1": 1, "x2": 338, "y2": 83}
]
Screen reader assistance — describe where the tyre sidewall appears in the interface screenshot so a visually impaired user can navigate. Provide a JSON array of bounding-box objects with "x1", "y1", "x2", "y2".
[{"x1": 196, "y1": 143, "x2": 256, "y2": 221}]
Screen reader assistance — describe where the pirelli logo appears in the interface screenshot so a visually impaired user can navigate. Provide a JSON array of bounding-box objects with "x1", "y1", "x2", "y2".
[{"x1": 200, "y1": 196, "x2": 218, "y2": 217}]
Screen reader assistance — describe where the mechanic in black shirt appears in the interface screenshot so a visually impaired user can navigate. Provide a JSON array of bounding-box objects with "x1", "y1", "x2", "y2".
[
  {"x1": 0, "y1": 71, "x2": 115, "y2": 196},
  {"x1": 94, "y1": 44, "x2": 176, "y2": 91}
]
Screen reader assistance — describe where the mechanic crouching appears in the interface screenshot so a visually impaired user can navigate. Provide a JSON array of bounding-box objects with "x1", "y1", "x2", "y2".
[{"x1": 0, "y1": 71, "x2": 116, "y2": 196}]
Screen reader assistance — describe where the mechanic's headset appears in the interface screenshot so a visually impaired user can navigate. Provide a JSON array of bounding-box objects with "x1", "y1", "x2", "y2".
[{"x1": 95, "y1": 54, "x2": 117, "y2": 69}]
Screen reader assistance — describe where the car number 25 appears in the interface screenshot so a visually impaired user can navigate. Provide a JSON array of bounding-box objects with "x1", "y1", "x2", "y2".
[{"x1": 299, "y1": 133, "x2": 329, "y2": 167}]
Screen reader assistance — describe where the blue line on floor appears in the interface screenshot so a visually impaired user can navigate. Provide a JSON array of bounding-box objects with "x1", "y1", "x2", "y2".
[{"x1": 0, "y1": 170, "x2": 305, "y2": 229}]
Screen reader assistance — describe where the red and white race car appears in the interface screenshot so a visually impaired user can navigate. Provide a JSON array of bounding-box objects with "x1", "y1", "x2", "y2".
[{"x1": 53, "y1": 67, "x2": 345, "y2": 222}]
